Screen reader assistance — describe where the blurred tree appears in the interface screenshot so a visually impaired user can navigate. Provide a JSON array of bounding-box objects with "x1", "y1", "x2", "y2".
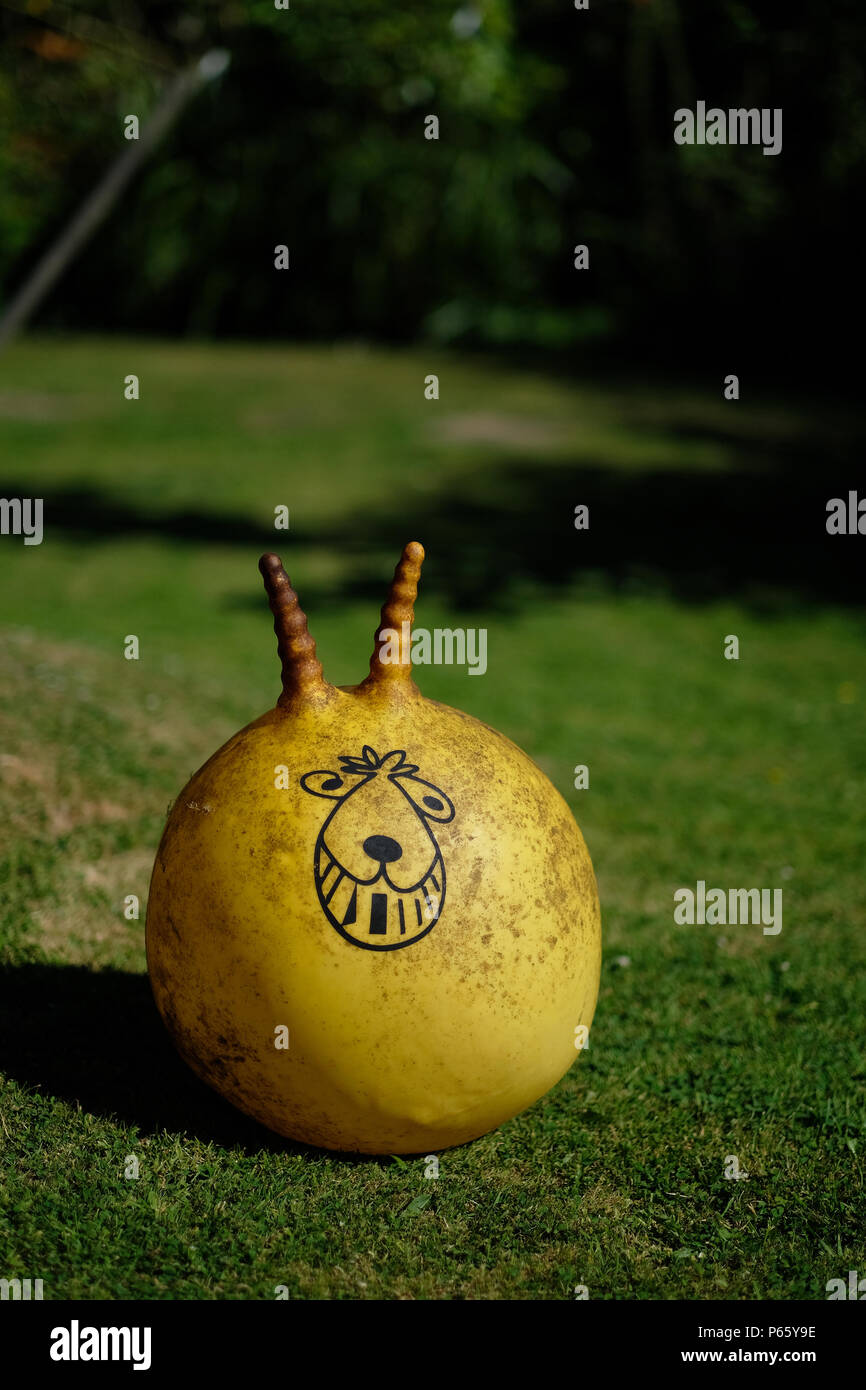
[{"x1": 0, "y1": 0, "x2": 863, "y2": 378}]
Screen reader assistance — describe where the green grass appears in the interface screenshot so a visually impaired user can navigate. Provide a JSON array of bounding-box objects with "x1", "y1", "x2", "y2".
[{"x1": 1, "y1": 335, "x2": 864, "y2": 1300}]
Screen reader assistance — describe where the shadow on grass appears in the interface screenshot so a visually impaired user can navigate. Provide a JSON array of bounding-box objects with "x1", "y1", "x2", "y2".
[
  {"x1": 3, "y1": 407, "x2": 865, "y2": 612},
  {"x1": 0, "y1": 483, "x2": 277, "y2": 548},
  {"x1": 0, "y1": 963, "x2": 383, "y2": 1164},
  {"x1": 291, "y1": 436, "x2": 866, "y2": 613}
]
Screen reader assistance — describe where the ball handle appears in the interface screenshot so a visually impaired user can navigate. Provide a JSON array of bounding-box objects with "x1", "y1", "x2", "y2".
[
  {"x1": 361, "y1": 541, "x2": 425, "y2": 693},
  {"x1": 258, "y1": 553, "x2": 328, "y2": 707}
]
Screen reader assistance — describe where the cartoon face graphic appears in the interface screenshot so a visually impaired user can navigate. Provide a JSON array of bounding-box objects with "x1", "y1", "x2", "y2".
[{"x1": 300, "y1": 746, "x2": 455, "y2": 950}]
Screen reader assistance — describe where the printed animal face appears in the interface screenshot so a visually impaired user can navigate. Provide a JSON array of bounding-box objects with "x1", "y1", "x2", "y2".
[{"x1": 301, "y1": 746, "x2": 455, "y2": 950}]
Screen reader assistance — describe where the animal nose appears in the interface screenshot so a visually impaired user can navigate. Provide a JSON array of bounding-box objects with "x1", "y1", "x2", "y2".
[{"x1": 362, "y1": 834, "x2": 402, "y2": 864}]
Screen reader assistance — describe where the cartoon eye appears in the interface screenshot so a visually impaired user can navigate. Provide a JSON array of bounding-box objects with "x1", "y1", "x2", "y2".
[
  {"x1": 423, "y1": 795, "x2": 444, "y2": 812},
  {"x1": 322, "y1": 776, "x2": 343, "y2": 791}
]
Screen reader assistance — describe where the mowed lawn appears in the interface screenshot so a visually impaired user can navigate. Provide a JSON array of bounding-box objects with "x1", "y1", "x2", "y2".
[{"x1": 0, "y1": 335, "x2": 864, "y2": 1300}]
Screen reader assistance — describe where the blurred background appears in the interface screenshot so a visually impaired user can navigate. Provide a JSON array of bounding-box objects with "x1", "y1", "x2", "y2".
[
  {"x1": 2, "y1": 0, "x2": 864, "y2": 375},
  {"x1": 2, "y1": 0, "x2": 866, "y2": 615},
  {"x1": 1, "y1": 0, "x2": 865, "y2": 1300}
]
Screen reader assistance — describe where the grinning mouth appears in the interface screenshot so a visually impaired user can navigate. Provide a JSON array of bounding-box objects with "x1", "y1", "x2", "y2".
[{"x1": 314, "y1": 842, "x2": 444, "y2": 949}]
